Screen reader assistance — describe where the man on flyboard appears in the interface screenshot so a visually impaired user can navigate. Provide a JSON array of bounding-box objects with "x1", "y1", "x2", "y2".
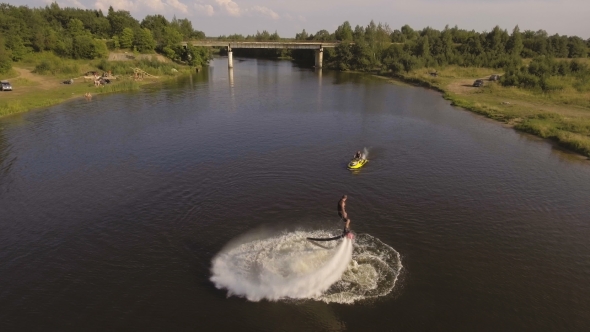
[{"x1": 338, "y1": 195, "x2": 353, "y2": 238}]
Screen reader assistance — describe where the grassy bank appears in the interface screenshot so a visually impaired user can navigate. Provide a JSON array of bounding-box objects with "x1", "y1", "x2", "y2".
[
  {"x1": 389, "y1": 65, "x2": 590, "y2": 158},
  {"x1": 0, "y1": 77, "x2": 141, "y2": 117},
  {"x1": 0, "y1": 53, "x2": 194, "y2": 118}
]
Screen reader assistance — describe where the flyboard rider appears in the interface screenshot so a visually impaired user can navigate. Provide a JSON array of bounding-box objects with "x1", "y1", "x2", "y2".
[{"x1": 338, "y1": 195, "x2": 351, "y2": 234}]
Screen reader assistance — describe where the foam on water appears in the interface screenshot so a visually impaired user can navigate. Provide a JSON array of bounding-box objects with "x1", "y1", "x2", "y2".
[{"x1": 210, "y1": 230, "x2": 402, "y2": 304}]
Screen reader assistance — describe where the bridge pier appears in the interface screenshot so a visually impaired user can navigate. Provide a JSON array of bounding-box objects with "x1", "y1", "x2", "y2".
[
  {"x1": 315, "y1": 48, "x2": 323, "y2": 69},
  {"x1": 228, "y1": 46, "x2": 233, "y2": 68}
]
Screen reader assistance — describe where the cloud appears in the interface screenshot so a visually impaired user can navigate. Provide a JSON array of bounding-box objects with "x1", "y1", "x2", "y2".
[
  {"x1": 194, "y1": 2, "x2": 215, "y2": 16},
  {"x1": 142, "y1": 0, "x2": 165, "y2": 11},
  {"x1": 248, "y1": 6, "x2": 279, "y2": 20},
  {"x1": 94, "y1": 0, "x2": 190, "y2": 13},
  {"x1": 45, "y1": 0, "x2": 86, "y2": 9},
  {"x1": 166, "y1": 0, "x2": 188, "y2": 13},
  {"x1": 215, "y1": 0, "x2": 241, "y2": 17},
  {"x1": 95, "y1": 0, "x2": 135, "y2": 11}
]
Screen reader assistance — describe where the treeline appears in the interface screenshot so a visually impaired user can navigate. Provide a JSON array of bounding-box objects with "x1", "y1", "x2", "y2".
[
  {"x1": 216, "y1": 30, "x2": 290, "y2": 59},
  {"x1": 323, "y1": 21, "x2": 589, "y2": 71},
  {"x1": 217, "y1": 30, "x2": 282, "y2": 41},
  {"x1": 221, "y1": 21, "x2": 589, "y2": 92},
  {"x1": 0, "y1": 2, "x2": 211, "y2": 74},
  {"x1": 502, "y1": 56, "x2": 590, "y2": 92}
]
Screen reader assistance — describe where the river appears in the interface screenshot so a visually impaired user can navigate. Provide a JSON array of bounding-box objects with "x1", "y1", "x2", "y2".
[{"x1": 1, "y1": 58, "x2": 589, "y2": 331}]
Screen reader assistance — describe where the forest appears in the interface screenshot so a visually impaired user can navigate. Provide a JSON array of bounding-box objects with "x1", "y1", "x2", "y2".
[
  {"x1": 224, "y1": 22, "x2": 590, "y2": 93},
  {"x1": 0, "y1": 2, "x2": 210, "y2": 72},
  {"x1": 1, "y1": 2, "x2": 590, "y2": 93}
]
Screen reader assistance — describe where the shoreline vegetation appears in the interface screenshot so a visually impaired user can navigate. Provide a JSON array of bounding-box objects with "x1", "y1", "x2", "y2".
[
  {"x1": 1, "y1": 3, "x2": 589, "y2": 157},
  {"x1": 0, "y1": 53, "x2": 197, "y2": 117}
]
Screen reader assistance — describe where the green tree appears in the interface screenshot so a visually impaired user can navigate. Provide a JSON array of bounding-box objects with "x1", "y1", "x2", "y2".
[
  {"x1": 506, "y1": 25, "x2": 523, "y2": 56},
  {"x1": 111, "y1": 35, "x2": 120, "y2": 49},
  {"x1": 351, "y1": 41, "x2": 372, "y2": 70},
  {"x1": 568, "y1": 36, "x2": 588, "y2": 58},
  {"x1": 401, "y1": 24, "x2": 417, "y2": 40},
  {"x1": 400, "y1": 54, "x2": 420, "y2": 72},
  {"x1": 170, "y1": 17, "x2": 196, "y2": 40},
  {"x1": 416, "y1": 36, "x2": 430, "y2": 58},
  {"x1": 162, "y1": 26, "x2": 183, "y2": 48},
  {"x1": 0, "y1": 36, "x2": 13, "y2": 74},
  {"x1": 141, "y1": 14, "x2": 169, "y2": 46},
  {"x1": 335, "y1": 21, "x2": 353, "y2": 41},
  {"x1": 390, "y1": 30, "x2": 405, "y2": 43},
  {"x1": 93, "y1": 39, "x2": 108, "y2": 58},
  {"x1": 4, "y1": 35, "x2": 29, "y2": 61},
  {"x1": 440, "y1": 27, "x2": 455, "y2": 62},
  {"x1": 485, "y1": 25, "x2": 508, "y2": 55},
  {"x1": 334, "y1": 42, "x2": 353, "y2": 70},
  {"x1": 119, "y1": 27, "x2": 134, "y2": 49},
  {"x1": 352, "y1": 25, "x2": 365, "y2": 41},
  {"x1": 134, "y1": 28, "x2": 156, "y2": 52},
  {"x1": 107, "y1": 6, "x2": 139, "y2": 36},
  {"x1": 312, "y1": 30, "x2": 332, "y2": 41},
  {"x1": 295, "y1": 29, "x2": 309, "y2": 40},
  {"x1": 72, "y1": 35, "x2": 92, "y2": 58},
  {"x1": 68, "y1": 18, "x2": 85, "y2": 36}
]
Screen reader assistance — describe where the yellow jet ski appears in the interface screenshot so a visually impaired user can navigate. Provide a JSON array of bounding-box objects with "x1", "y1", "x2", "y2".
[{"x1": 348, "y1": 158, "x2": 368, "y2": 169}]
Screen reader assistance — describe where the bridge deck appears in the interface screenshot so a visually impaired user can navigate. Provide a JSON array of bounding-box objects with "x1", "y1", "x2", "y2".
[{"x1": 183, "y1": 41, "x2": 339, "y2": 49}]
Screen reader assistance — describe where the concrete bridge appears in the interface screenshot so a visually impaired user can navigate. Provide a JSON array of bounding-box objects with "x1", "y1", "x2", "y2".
[{"x1": 181, "y1": 41, "x2": 340, "y2": 69}]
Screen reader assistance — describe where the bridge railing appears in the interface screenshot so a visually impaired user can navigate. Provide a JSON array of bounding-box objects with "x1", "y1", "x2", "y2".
[{"x1": 182, "y1": 41, "x2": 340, "y2": 49}]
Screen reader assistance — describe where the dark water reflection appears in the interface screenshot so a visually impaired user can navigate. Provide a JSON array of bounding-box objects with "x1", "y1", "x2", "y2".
[{"x1": 1, "y1": 58, "x2": 589, "y2": 331}]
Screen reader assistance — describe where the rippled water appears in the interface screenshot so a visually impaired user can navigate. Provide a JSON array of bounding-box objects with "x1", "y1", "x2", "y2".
[{"x1": 1, "y1": 58, "x2": 590, "y2": 331}]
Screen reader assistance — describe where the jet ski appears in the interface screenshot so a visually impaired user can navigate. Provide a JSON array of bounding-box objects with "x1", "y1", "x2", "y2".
[{"x1": 348, "y1": 158, "x2": 368, "y2": 169}]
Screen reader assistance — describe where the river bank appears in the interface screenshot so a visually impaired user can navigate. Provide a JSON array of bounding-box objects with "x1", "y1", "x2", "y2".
[
  {"x1": 0, "y1": 66, "x2": 193, "y2": 118},
  {"x1": 0, "y1": 49, "x2": 201, "y2": 118},
  {"x1": 379, "y1": 66, "x2": 590, "y2": 159}
]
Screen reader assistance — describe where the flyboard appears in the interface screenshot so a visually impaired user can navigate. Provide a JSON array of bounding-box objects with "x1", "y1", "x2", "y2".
[{"x1": 307, "y1": 231, "x2": 355, "y2": 242}]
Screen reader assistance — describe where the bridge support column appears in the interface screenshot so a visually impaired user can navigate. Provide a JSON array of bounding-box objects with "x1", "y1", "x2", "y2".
[
  {"x1": 315, "y1": 48, "x2": 323, "y2": 69},
  {"x1": 228, "y1": 46, "x2": 233, "y2": 68}
]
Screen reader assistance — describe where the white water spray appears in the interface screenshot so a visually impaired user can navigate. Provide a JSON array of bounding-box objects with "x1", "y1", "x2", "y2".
[
  {"x1": 362, "y1": 147, "x2": 369, "y2": 160},
  {"x1": 210, "y1": 230, "x2": 402, "y2": 303},
  {"x1": 210, "y1": 231, "x2": 352, "y2": 301}
]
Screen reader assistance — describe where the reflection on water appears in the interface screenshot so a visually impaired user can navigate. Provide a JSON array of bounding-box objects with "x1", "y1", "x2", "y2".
[
  {"x1": 229, "y1": 67, "x2": 234, "y2": 88},
  {"x1": 0, "y1": 128, "x2": 15, "y2": 188}
]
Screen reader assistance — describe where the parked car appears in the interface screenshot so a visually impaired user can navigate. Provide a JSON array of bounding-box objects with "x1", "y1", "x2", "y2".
[
  {"x1": 489, "y1": 74, "x2": 500, "y2": 81},
  {"x1": 0, "y1": 80, "x2": 12, "y2": 91},
  {"x1": 473, "y1": 79, "x2": 484, "y2": 87}
]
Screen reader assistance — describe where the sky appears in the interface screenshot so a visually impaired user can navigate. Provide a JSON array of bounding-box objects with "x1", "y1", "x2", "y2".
[{"x1": 14, "y1": 0, "x2": 590, "y2": 39}]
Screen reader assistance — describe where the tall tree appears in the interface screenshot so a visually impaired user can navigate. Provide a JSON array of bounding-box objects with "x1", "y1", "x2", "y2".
[
  {"x1": 335, "y1": 21, "x2": 353, "y2": 41},
  {"x1": 0, "y1": 35, "x2": 12, "y2": 74},
  {"x1": 295, "y1": 29, "x2": 309, "y2": 40},
  {"x1": 134, "y1": 28, "x2": 156, "y2": 52},
  {"x1": 119, "y1": 27, "x2": 134, "y2": 49},
  {"x1": 506, "y1": 25, "x2": 523, "y2": 56}
]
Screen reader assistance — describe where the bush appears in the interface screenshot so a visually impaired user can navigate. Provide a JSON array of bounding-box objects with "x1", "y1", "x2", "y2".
[{"x1": 32, "y1": 54, "x2": 79, "y2": 76}]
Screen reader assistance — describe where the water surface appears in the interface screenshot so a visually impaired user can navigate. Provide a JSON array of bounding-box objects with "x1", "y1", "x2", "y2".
[{"x1": 1, "y1": 58, "x2": 589, "y2": 331}]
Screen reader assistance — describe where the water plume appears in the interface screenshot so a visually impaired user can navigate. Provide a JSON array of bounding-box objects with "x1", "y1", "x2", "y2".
[{"x1": 210, "y1": 230, "x2": 402, "y2": 303}]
